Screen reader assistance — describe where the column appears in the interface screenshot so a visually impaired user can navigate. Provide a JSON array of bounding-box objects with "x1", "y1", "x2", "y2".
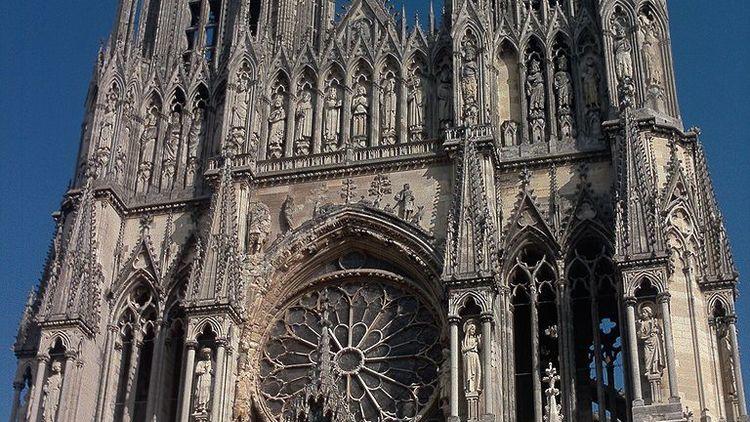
[
  {"x1": 59, "y1": 350, "x2": 78, "y2": 420},
  {"x1": 178, "y1": 341, "x2": 198, "y2": 422},
  {"x1": 625, "y1": 298, "x2": 644, "y2": 406},
  {"x1": 210, "y1": 341, "x2": 227, "y2": 421},
  {"x1": 28, "y1": 355, "x2": 49, "y2": 422},
  {"x1": 449, "y1": 316, "x2": 460, "y2": 420},
  {"x1": 125, "y1": 330, "x2": 145, "y2": 420},
  {"x1": 727, "y1": 316, "x2": 748, "y2": 416},
  {"x1": 708, "y1": 318, "x2": 726, "y2": 420},
  {"x1": 531, "y1": 289, "x2": 542, "y2": 422},
  {"x1": 95, "y1": 325, "x2": 119, "y2": 421},
  {"x1": 481, "y1": 313, "x2": 494, "y2": 415},
  {"x1": 10, "y1": 381, "x2": 23, "y2": 422},
  {"x1": 145, "y1": 321, "x2": 166, "y2": 420},
  {"x1": 657, "y1": 293, "x2": 680, "y2": 403}
]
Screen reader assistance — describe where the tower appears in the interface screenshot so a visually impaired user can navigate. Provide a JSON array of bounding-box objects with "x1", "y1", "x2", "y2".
[{"x1": 10, "y1": 1, "x2": 747, "y2": 422}]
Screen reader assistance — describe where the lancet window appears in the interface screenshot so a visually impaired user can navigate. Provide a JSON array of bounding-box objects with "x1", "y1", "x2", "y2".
[
  {"x1": 112, "y1": 283, "x2": 158, "y2": 422},
  {"x1": 509, "y1": 246, "x2": 561, "y2": 421},
  {"x1": 568, "y1": 238, "x2": 626, "y2": 421},
  {"x1": 184, "y1": 0, "x2": 223, "y2": 63}
]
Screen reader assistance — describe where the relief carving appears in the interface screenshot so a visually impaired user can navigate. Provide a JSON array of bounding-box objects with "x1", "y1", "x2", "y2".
[{"x1": 246, "y1": 201, "x2": 271, "y2": 255}]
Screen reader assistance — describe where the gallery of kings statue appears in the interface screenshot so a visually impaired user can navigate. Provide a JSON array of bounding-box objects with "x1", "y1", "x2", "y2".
[{"x1": 9, "y1": 0, "x2": 748, "y2": 421}]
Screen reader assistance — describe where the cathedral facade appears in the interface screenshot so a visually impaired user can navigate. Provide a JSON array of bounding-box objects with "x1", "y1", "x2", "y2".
[{"x1": 10, "y1": 0, "x2": 747, "y2": 421}]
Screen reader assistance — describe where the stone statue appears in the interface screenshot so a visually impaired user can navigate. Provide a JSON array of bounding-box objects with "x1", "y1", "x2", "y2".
[
  {"x1": 582, "y1": 56, "x2": 601, "y2": 110},
  {"x1": 140, "y1": 110, "x2": 158, "y2": 164},
  {"x1": 640, "y1": 15, "x2": 663, "y2": 87},
  {"x1": 41, "y1": 361, "x2": 63, "y2": 422},
  {"x1": 268, "y1": 93, "x2": 286, "y2": 159},
  {"x1": 612, "y1": 17, "x2": 634, "y2": 81},
  {"x1": 294, "y1": 90, "x2": 314, "y2": 156},
  {"x1": 246, "y1": 201, "x2": 271, "y2": 255},
  {"x1": 280, "y1": 195, "x2": 296, "y2": 233},
  {"x1": 461, "y1": 36, "x2": 479, "y2": 107},
  {"x1": 438, "y1": 63, "x2": 453, "y2": 127},
  {"x1": 380, "y1": 77, "x2": 397, "y2": 145},
  {"x1": 638, "y1": 304, "x2": 665, "y2": 379},
  {"x1": 408, "y1": 72, "x2": 425, "y2": 139},
  {"x1": 526, "y1": 59, "x2": 546, "y2": 143},
  {"x1": 394, "y1": 184, "x2": 416, "y2": 221},
  {"x1": 188, "y1": 107, "x2": 204, "y2": 166},
  {"x1": 351, "y1": 83, "x2": 369, "y2": 145},
  {"x1": 462, "y1": 321, "x2": 481, "y2": 394},
  {"x1": 99, "y1": 91, "x2": 117, "y2": 147},
  {"x1": 165, "y1": 110, "x2": 182, "y2": 164},
  {"x1": 193, "y1": 348, "x2": 213, "y2": 415},
  {"x1": 232, "y1": 71, "x2": 251, "y2": 128},
  {"x1": 323, "y1": 84, "x2": 342, "y2": 152},
  {"x1": 554, "y1": 56, "x2": 575, "y2": 140}
]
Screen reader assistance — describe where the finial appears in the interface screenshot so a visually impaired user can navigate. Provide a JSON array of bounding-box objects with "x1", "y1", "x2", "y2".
[{"x1": 429, "y1": 1, "x2": 436, "y2": 35}]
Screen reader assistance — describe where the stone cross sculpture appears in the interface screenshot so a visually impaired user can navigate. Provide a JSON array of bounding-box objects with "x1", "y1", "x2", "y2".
[
  {"x1": 41, "y1": 361, "x2": 63, "y2": 422},
  {"x1": 193, "y1": 348, "x2": 214, "y2": 417}
]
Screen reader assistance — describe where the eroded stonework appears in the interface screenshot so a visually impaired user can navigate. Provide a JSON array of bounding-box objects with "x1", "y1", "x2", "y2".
[{"x1": 10, "y1": 0, "x2": 747, "y2": 422}]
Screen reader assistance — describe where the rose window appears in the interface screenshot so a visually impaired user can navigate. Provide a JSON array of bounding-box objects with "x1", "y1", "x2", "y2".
[{"x1": 259, "y1": 280, "x2": 442, "y2": 421}]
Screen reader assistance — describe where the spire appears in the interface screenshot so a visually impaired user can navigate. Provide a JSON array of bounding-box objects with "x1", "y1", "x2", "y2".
[
  {"x1": 401, "y1": 4, "x2": 407, "y2": 40},
  {"x1": 429, "y1": 1, "x2": 436, "y2": 34}
]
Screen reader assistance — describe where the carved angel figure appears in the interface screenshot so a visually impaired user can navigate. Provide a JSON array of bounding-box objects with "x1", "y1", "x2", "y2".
[
  {"x1": 638, "y1": 305, "x2": 665, "y2": 378},
  {"x1": 41, "y1": 361, "x2": 63, "y2": 422},
  {"x1": 193, "y1": 348, "x2": 213, "y2": 415},
  {"x1": 462, "y1": 321, "x2": 482, "y2": 394}
]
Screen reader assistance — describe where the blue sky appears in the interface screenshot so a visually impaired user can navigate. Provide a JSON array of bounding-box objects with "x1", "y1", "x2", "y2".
[{"x1": 0, "y1": 0, "x2": 748, "y2": 417}]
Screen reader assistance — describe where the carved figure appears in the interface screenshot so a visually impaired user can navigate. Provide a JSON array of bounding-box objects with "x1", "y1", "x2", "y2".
[
  {"x1": 638, "y1": 305, "x2": 665, "y2": 378},
  {"x1": 294, "y1": 90, "x2": 313, "y2": 155},
  {"x1": 246, "y1": 202, "x2": 271, "y2": 254},
  {"x1": 554, "y1": 56, "x2": 575, "y2": 140},
  {"x1": 165, "y1": 110, "x2": 181, "y2": 164},
  {"x1": 268, "y1": 93, "x2": 286, "y2": 159},
  {"x1": 188, "y1": 108, "x2": 204, "y2": 163},
  {"x1": 380, "y1": 77, "x2": 397, "y2": 144},
  {"x1": 351, "y1": 83, "x2": 369, "y2": 145},
  {"x1": 193, "y1": 348, "x2": 213, "y2": 415},
  {"x1": 140, "y1": 110, "x2": 159, "y2": 164},
  {"x1": 281, "y1": 195, "x2": 296, "y2": 232},
  {"x1": 99, "y1": 92, "x2": 117, "y2": 147},
  {"x1": 640, "y1": 15, "x2": 663, "y2": 87},
  {"x1": 612, "y1": 17, "x2": 634, "y2": 81},
  {"x1": 526, "y1": 59, "x2": 547, "y2": 143},
  {"x1": 41, "y1": 361, "x2": 63, "y2": 422},
  {"x1": 582, "y1": 56, "x2": 600, "y2": 109},
  {"x1": 232, "y1": 71, "x2": 251, "y2": 128},
  {"x1": 438, "y1": 63, "x2": 453, "y2": 126},
  {"x1": 462, "y1": 321, "x2": 481, "y2": 394},
  {"x1": 408, "y1": 72, "x2": 425, "y2": 139},
  {"x1": 394, "y1": 184, "x2": 416, "y2": 221},
  {"x1": 461, "y1": 36, "x2": 479, "y2": 106},
  {"x1": 323, "y1": 84, "x2": 342, "y2": 152}
]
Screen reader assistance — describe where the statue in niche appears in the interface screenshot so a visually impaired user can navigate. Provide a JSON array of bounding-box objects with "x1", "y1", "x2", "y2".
[
  {"x1": 638, "y1": 304, "x2": 665, "y2": 381},
  {"x1": 553, "y1": 56, "x2": 575, "y2": 140},
  {"x1": 164, "y1": 109, "x2": 181, "y2": 173},
  {"x1": 267, "y1": 93, "x2": 286, "y2": 159},
  {"x1": 438, "y1": 63, "x2": 453, "y2": 128},
  {"x1": 526, "y1": 59, "x2": 546, "y2": 144},
  {"x1": 408, "y1": 70, "x2": 425, "y2": 140},
  {"x1": 113, "y1": 144, "x2": 126, "y2": 182},
  {"x1": 351, "y1": 83, "x2": 369, "y2": 147},
  {"x1": 323, "y1": 84, "x2": 342, "y2": 152},
  {"x1": 246, "y1": 201, "x2": 271, "y2": 255},
  {"x1": 138, "y1": 109, "x2": 159, "y2": 186},
  {"x1": 41, "y1": 361, "x2": 63, "y2": 422},
  {"x1": 380, "y1": 77, "x2": 398, "y2": 145},
  {"x1": 718, "y1": 325, "x2": 738, "y2": 397},
  {"x1": 462, "y1": 321, "x2": 482, "y2": 394},
  {"x1": 461, "y1": 36, "x2": 479, "y2": 108},
  {"x1": 99, "y1": 89, "x2": 118, "y2": 147},
  {"x1": 232, "y1": 71, "x2": 251, "y2": 129},
  {"x1": 612, "y1": 16, "x2": 634, "y2": 81},
  {"x1": 394, "y1": 184, "x2": 416, "y2": 221},
  {"x1": 187, "y1": 107, "x2": 204, "y2": 177},
  {"x1": 193, "y1": 348, "x2": 213, "y2": 416},
  {"x1": 294, "y1": 90, "x2": 314, "y2": 156},
  {"x1": 640, "y1": 15, "x2": 663, "y2": 87},
  {"x1": 582, "y1": 56, "x2": 602, "y2": 136}
]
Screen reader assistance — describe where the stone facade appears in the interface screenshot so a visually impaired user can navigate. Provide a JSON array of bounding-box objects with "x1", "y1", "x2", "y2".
[{"x1": 9, "y1": 0, "x2": 747, "y2": 421}]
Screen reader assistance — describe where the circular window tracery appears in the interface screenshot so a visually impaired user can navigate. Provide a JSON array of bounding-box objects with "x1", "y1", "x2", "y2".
[{"x1": 259, "y1": 279, "x2": 442, "y2": 421}]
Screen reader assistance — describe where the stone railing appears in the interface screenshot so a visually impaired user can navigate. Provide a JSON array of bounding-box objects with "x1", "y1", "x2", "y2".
[{"x1": 209, "y1": 139, "x2": 444, "y2": 175}]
